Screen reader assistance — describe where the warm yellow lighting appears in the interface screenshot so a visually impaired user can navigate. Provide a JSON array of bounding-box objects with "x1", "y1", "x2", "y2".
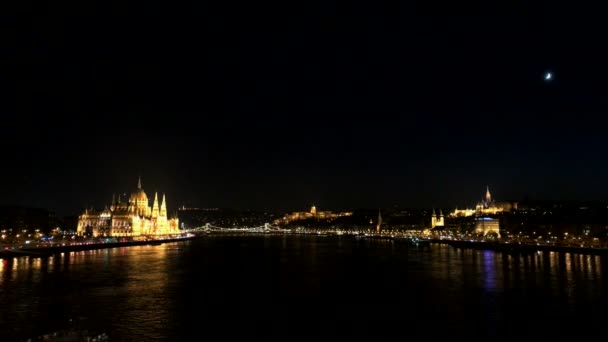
[
  {"x1": 77, "y1": 178, "x2": 180, "y2": 237},
  {"x1": 474, "y1": 218, "x2": 501, "y2": 237},
  {"x1": 449, "y1": 186, "x2": 514, "y2": 218},
  {"x1": 449, "y1": 208, "x2": 476, "y2": 217},
  {"x1": 274, "y1": 205, "x2": 353, "y2": 225}
]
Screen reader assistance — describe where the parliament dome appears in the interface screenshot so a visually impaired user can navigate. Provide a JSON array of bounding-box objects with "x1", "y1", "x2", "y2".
[
  {"x1": 130, "y1": 177, "x2": 148, "y2": 202},
  {"x1": 130, "y1": 189, "x2": 148, "y2": 202}
]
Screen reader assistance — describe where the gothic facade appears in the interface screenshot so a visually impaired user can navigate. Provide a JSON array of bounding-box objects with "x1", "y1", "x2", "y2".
[{"x1": 77, "y1": 178, "x2": 180, "y2": 237}]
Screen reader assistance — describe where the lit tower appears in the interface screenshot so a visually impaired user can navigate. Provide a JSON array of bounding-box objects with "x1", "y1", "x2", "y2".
[
  {"x1": 158, "y1": 194, "x2": 169, "y2": 234},
  {"x1": 437, "y1": 209, "x2": 445, "y2": 227},
  {"x1": 485, "y1": 185, "x2": 492, "y2": 204},
  {"x1": 160, "y1": 194, "x2": 167, "y2": 217},
  {"x1": 310, "y1": 204, "x2": 317, "y2": 216},
  {"x1": 152, "y1": 192, "x2": 160, "y2": 218},
  {"x1": 376, "y1": 209, "x2": 382, "y2": 232}
]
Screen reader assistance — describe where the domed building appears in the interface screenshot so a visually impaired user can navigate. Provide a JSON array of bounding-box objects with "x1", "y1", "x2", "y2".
[{"x1": 77, "y1": 177, "x2": 180, "y2": 237}]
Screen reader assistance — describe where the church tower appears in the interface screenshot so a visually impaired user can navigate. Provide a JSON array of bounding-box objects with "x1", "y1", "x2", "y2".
[
  {"x1": 376, "y1": 209, "x2": 382, "y2": 232},
  {"x1": 485, "y1": 185, "x2": 492, "y2": 203},
  {"x1": 431, "y1": 208, "x2": 445, "y2": 228},
  {"x1": 437, "y1": 209, "x2": 445, "y2": 227}
]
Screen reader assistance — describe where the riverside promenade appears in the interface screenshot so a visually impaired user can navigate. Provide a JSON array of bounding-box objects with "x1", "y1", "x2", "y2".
[{"x1": 0, "y1": 234, "x2": 197, "y2": 259}]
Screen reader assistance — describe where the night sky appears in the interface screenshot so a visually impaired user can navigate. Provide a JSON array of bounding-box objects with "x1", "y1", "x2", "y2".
[{"x1": 2, "y1": 3, "x2": 608, "y2": 216}]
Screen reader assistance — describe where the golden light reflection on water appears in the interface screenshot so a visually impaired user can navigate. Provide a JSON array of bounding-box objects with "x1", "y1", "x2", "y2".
[
  {"x1": 0, "y1": 237, "x2": 606, "y2": 340},
  {"x1": 422, "y1": 244, "x2": 605, "y2": 297},
  {"x1": 0, "y1": 243, "x2": 181, "y2": 340},
  {"x1": 0, "y1": 244, "x2": 175, "y2": 284}
]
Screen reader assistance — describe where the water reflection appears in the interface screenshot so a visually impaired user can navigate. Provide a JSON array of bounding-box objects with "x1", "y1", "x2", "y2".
[
  {"x1": 423, "y1": 246, "x2": 606, "y2": 307},
  {"x1": 482, "y1": 250, "x2": 496, "y2": 289},
  {"x1": 1, "y1": 237, "x2": 607, "y2": 340},
  {"x1": 0, "y1": 244, "x2": 178, "y2": 340}
]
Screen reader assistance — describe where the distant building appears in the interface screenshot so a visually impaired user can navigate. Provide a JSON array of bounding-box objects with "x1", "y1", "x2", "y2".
[
  {"x1": 450, "y1": 186, "x2": 517, "y2": 217},
  {"x1": 430, "y1": 209, "x2": 445, "y2": 228},
  {"x1": 274, "y1": 205, "x2": 353, "y2": 225},
  {"x1": 474, "y1": 186, "x2": 501, "y2": 215},
  {"x1": 474, "y1": 217, "x2": 501, "y2": 237},
  {"x1": 77, "y1": 178, "x2": 180, "y2": 237},
  {"x1": 450, "y1": 208, "x2": 476, "y2": 217}
]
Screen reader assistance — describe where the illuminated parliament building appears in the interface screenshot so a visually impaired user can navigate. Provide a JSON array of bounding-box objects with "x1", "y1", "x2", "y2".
[{"x1": 77, "y1": 178, "x2": 180, "y2": 237}]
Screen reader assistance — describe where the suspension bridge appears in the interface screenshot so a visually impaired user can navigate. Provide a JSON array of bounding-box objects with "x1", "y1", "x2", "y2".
[{"x1": 184, "y1": 223, "x2": 288, "y2": 234}]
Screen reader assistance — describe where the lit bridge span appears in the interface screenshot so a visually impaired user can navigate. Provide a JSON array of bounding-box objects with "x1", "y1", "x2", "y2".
[{"x1": 184, "y1": 223, "x2": 288, "y2": 234}]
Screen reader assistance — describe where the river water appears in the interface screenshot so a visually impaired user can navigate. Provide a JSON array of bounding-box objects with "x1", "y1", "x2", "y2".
[{"x1": 1, "y1": 235, "x2": 607, "y2": 340}]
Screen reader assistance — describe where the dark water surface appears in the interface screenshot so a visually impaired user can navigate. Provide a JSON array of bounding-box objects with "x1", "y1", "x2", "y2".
[{"x1": 1, "y1": 235, "x2": 607, "y2": 340}]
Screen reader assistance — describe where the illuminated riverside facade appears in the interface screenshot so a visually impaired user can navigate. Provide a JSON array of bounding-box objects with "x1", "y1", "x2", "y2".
[
  {"x1": 474, "y1": 217, "x2": 501, "y2": 237},
  {"x1": 77, "y1": 178, "x2": 180, "y2": 237},
  {"x1": 274, "y1": 205, "x2": 353, "y2": 225}
]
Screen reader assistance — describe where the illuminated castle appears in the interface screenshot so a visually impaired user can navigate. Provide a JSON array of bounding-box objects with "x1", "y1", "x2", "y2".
[
  {"x1": 450, "y1": 186, "x2": 517, "y2": 217},
  {"x1": 474, "y1": 186, "x2": 500, "y2": 215},
  {"x1": 274, "y1": 205, "x2": 353, "y2": 224},
  {"x1": 77, "y1": 177, "x2": 180, "y2": 237}
]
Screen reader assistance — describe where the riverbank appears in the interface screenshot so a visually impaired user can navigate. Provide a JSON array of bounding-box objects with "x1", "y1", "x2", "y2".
[
  {"x1": 343, "y1": 233, "x2": 608, "y2": 255},
  {"x1": 196, "y1": 231, "x2": 608, "y2": 255},
  {"x1": 3, "y1": 232, "x2": 608, "y2": 258},
  {"x1": 427, "y1": 238, "x2": 608, "y2": 255},
  {"x1": 0, "y1": 235, "x2": 198, "y2": 259}
]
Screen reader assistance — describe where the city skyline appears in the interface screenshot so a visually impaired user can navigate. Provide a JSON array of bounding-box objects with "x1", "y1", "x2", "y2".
[
  {"x1": 4, "y1": 4, "x2": 608, "y2": 341},
  {"x1": 3, "y1": 3, "x2": 608, "y2": 216},
  {"x1": 4, "y1": 178, "x2": 608, "y2": 218}
]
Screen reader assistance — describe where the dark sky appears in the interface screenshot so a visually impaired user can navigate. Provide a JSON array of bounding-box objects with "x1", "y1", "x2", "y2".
[{"x1": 2, "y1": 2, "x2": 608, "y2": 216}]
